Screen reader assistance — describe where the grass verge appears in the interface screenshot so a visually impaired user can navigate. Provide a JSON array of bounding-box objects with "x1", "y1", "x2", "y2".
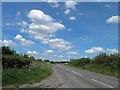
[
  {"x1": 2, "y1": 62, "x2": 52, "y2": 86},
  {"x1": 66, "y1": 64, "x2": 119, "y2": 78}
]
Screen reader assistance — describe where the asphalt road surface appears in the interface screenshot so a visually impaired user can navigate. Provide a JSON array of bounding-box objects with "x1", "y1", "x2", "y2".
[{"x1": 52, "y1": 64, "x2": 118, "y2": 89}]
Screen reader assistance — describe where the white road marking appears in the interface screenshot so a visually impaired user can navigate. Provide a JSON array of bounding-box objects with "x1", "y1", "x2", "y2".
[
  {"x1": 72, "y1": 71, "x2": 83, "y2": 76},
  {"x1": 57, "y1": 65, "x2": 83, "y2": 76},
  {"x1": 72, "y1": 71, "x2": 77, "y2": 74},
  {"x1": 92, "y1": 79, "x2": 114, "y2": 88},
  {"x1": 76, "y1": 72, "x2": 83, "y2": 76},
  {"x1": 57, "y1": 65, "x2": 116, "y2": 88}
]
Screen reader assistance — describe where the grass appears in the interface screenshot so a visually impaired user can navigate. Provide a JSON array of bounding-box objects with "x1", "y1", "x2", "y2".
[
  {"x1": 2, "y1": 62, "x2": 52, "y2": 86},
  {"x1": 0, "y1": 67, "x2": 2, "y2": 87},
  {"x1": 66, "y1": 64, "x2": 119, "y2": 78}
]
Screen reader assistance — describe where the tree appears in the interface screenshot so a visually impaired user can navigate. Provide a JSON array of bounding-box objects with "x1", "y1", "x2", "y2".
[{"x1": 2, "y1": 46, "x2": 16, "y2": 55}]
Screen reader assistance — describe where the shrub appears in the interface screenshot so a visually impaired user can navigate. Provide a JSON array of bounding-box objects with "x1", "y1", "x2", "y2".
[
  {"x1": 2, "y1": 55, "x2": 31, "y2": 68},
  {"x1": 69, "y1": 53, "x2": 119, "y2": 77},
  {"x1": 1, "y1": 46, "x2": 16, "y2": 55},
  {"x1": 1, "y1": 46, "x2": 33, "y2": 68}
]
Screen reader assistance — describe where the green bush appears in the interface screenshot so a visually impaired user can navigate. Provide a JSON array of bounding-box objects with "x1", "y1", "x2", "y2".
[
  {"x1": 70, "y1": 58, "x2": 91, "y2": 66},
  {"x1": 2, "y1": 46, "x2": 16, "y2": 55},
  {"x1": 2, "y1": 55, "x2": 31, "y2": 68},
  {"x1": 1, "y1": 46, "x2": 35, "y2": 68},
  {"x1": 69, "y1": 53, "x2": 119, "y2": 77}
]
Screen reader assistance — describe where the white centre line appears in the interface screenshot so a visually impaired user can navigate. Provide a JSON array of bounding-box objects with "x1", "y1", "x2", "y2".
[
  {"x1": 92, "y1": 79, "x2": 114, "y2": 88},
  {"x1": 72, "y1": 71, "x2": 83, "y2": 76},
  {"x1": 58, "y1": 65, "x2": 83, "y2": 77},
  {"x1": 72, "y1": 71, "x2": 77, "y2": 74}
]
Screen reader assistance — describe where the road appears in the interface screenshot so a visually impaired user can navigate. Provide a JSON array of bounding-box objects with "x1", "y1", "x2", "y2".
[{"x1": 52, "y1": 64, "x2": 118, "y2": 89}]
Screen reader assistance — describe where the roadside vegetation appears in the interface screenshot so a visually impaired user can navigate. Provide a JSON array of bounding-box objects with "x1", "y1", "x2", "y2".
[
  {"x1": 1, "y1": 46, "x2": 52, "y2": 86},
  {"x1": 69, "y1": 53, "x2": 120, "y2": 78}
]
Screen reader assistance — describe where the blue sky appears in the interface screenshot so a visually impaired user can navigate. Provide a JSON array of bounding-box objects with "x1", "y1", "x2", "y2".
[{"x1": 2, "y1": 1, "x2": 118, "y2": 61}]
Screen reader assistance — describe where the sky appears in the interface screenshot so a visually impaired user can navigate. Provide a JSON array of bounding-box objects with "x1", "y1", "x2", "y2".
[{"x1": 1, "y1": 1, "x2": 119, "y2": 61}]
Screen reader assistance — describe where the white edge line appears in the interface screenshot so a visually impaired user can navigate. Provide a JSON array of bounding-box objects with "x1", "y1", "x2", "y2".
[{"x1": 92, "y1": 79, "x2": 114, "y2": 88}]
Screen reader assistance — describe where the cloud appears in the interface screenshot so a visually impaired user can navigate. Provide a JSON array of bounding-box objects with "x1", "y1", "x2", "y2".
[
  {"x1": 105, "y1": 4, "x2": 111, "y2": 8},
  {"x1": 64, "y1": 9, "x2": 70, "y2": 14},
  {"x1": 16, "y1": 11, "x2": 21, "y2": 20},
  {"x1": 106, "y1": 15, "x2": 119, "y2": 24},
  {"x1": 44, "y1": 50, "x2": 55, "y2": 54},
  {"x1": 17, "y1": 20, "x2": 28, "y2": 27},
  {"x1": 27, "y1": 9, "x2": 65, "y2": 35},
  {"x1": 85, "y1": 47, "x2": 105, "y2": 54},
  {"x1": 26, "y1": 51, "x2": 38, "y2": 55},
  {"x1": 68, "y1": 28, "x2": 72, "y2": 31},
  {"x1": 15, "y1": 34, "x2": 35, "y2": 45},
  {"x1": 65, "y1": 0, "x2": 77, "y2": 10},
  {"x1": 58, "y1": 55, "x2": 64, "y2": 58},
  {"x1": 64, "y1": 0, "x2": 77, "y2": 15},
  {"x1": 69, "y1": 16, "x2": 76, "y2": 20},
  {"x1": 106, "y1": 49, "x2": 118, "y2": 54},
  {"x1": 34, "y1": 35, "x2": 49, "y2": 44},
  {"x1": 49, "y1": 38, "x2": 72, "y2": 51},
  {"x1": 67, "y1": 51, "x2": 78, "y2": 55},
  {"x1": 16, "y1": 11, "x2": 21, "y2": 17},
  {"x1": 0, "y1": 40, "x2": 16, "y2": 47},
  {"x1": 6, "y1": 20, "x2": 28, "y2": 27},
  {"x1": 48, "y1": 0, "x2": 59, "y2": 8},
  {"x1": 20, "y1": 9, "x2": 73, "y2": 51},
  {"x1": 85, "y1": 47, "x2": 118, "y2": 54},
  {"x1": 80, "y1": 56, "x2": 88, "y2": 58}
]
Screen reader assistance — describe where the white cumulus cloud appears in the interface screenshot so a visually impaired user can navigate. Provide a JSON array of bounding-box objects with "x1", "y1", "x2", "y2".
[
  {"x1": 26, "y1": 51, "x2": 38, "y2": 55},
  {"x1": 45, "y1": 50, "x2": 55, "y2": 54},
  {"x1": 49, "y1": 38, "x2": 72, "y2": 51},
  {"x1": 69, "y1": 16, "x2": 76, "y2": 20},
  {"x1": 105, "y1": 4, "x2": 111, "y2": 8},
  {"x1": 85, "y1": 47, "x2": 105, "y2": 54},
  {"x1": 27, "y1": 9, "x2": 65, "y2": 35},
  {"x1": 65, "y1": 0, "x2": 77, "y2": 10},
  {"x1": 64, "y1": 0, "x2": 77, "y2": 15},
  {"x1": 17, "y1": 20, "x2": 28, "y2": 27},
  {"x1": 20, "y1": 9, "x2": 73, "y2": 51},
  {"x1": 64, "y1": 9, "x2": 70, "y2": 14},
  {"x1": 106, "y1": 15, "x2": 119, "y2": 24},
  {"x1": 58, "y1": 55, "x2": 64, "y2": 58},
  {"x1": 48, "y1": 0, "x2": 59, "y2": 8},
  {"x1": 15, "y1": 34, "x2": 34, "y2": 45},
  {"x1": 67, "y1": 51, "x2": 78, "y2": 55},
  {"x1": 16, "y1": 11, "x2": 21, "y2": 17},
  {"x1": 0, "y1": 40, "x2": 16, "y2": 47},
  {"x1": 85, "y1": 47, "x2": 118, "y2": 54},
  {"x1": 106, "y1": 49, "x2": 118, "y2": 54}
]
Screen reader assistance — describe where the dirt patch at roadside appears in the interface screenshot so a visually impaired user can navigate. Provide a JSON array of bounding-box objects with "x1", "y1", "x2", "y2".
[{"x1": 18, "y1": 70, "x2": 62, "y2": 88}]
